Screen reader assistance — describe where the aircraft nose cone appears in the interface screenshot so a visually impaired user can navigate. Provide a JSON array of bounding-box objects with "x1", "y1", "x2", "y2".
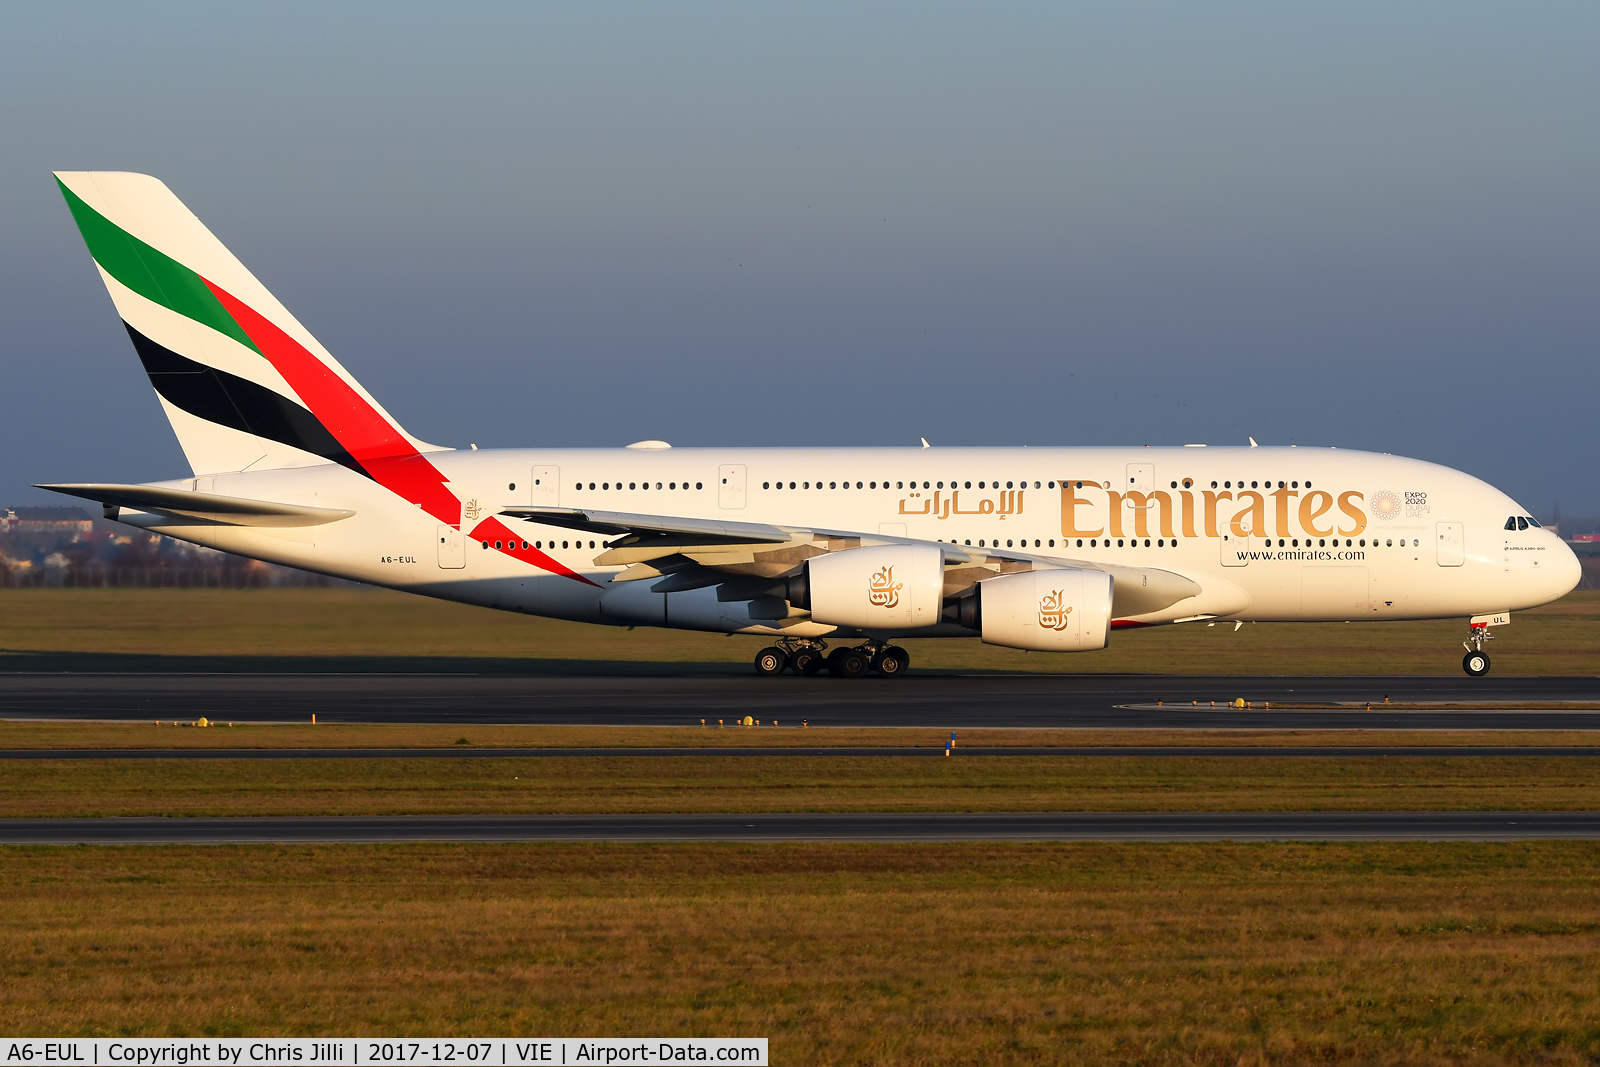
[{"x1": 1553, "y1": 538, "x2": 1584, "y2": 598}]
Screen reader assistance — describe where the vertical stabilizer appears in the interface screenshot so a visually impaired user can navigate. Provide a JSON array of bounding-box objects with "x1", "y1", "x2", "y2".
[{"x1": 55, "y1": 171, "x2": 444, "y2": 476}]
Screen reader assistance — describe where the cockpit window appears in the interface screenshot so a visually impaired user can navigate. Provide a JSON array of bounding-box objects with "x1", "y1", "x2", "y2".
[
  {"x1": 1526, "y1": 516, "x2": 1541, "y2": 528},
  {"x1": 1517, "y1": 516, "x2": 1529, "y2": 530},
  {"x1": 1505, "y1": 516, "x2": 1518, "y2": 530}
]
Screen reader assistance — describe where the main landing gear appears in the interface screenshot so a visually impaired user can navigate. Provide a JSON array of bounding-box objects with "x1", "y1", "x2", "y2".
[
  {"x1": 1462, "y1": 623, "x2": 1493, "y2": 677},
  {"x1": 751, "y1": 638, "x2": 909, "y2": 679}
]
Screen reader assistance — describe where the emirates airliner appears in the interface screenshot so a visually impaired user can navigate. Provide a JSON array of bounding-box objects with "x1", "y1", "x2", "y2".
[{"x1": 41, "y1": 172, "x2": 1581, "y2": 677}]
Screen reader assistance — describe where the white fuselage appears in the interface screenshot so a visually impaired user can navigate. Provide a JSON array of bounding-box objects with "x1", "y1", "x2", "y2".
[{"x1": 118, "y1": 445, "x2": 1580, "y2": 641}]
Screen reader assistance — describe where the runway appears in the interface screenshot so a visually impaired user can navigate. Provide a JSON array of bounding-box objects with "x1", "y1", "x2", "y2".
[
  {"x1": 2, "y1": 811, "x2": 1596, "y2": 843},
  {"x1": 2, "y1": 746, "x2": 1598, "y2": 759},
  {"x1": 1, "y1": 673, "x2": 1599, "y2": 728}
]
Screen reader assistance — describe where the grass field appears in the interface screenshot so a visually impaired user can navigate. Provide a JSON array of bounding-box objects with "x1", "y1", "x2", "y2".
[
  {"x1": 4, "y1": 754, "x2": 1600, "y2": 817},
  {"x1": 5, "y1": 588, "x2": 1598, "y2": 1057},
  {"x1": 1, "y1": 586, "x2": 1597, "y2": 675},
  {"x1": 4, "y1": 720, "x2": 1600, "y2": 750},
  {"x1": 4, "y1": 842, "x2": 1599, "y2": 1064}
]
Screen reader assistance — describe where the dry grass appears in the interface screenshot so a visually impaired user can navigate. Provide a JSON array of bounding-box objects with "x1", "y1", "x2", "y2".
[
  {"x1": 4, "y1": 754, "x2": 1600, "y2": 817},
  {"x1": 3, "y1": 720, "x2": 1600, "y2": 750},
  {"x1": 3, "y1": 842, "x2": 1599, "y2": 1064},
  {"x1": 0, "y1": 587, "x2": 1596, "y2": 675}
]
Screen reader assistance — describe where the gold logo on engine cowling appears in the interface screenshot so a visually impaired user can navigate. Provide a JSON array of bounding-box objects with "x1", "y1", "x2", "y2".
[
  {"x1": 868, "y1": 565, "x2": 903, "y2": 609},
  {"x1": 1038, "y1": 590, "x2": 1073, "y2": 631}
]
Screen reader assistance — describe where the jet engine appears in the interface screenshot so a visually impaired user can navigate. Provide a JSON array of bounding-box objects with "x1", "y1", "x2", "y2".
[
  {"x1": 969, "y1": 567, "x2": 1113, "y2": 652},
  {"x1": 796, "y1": 545, "x2": 945, "y2": 630}
]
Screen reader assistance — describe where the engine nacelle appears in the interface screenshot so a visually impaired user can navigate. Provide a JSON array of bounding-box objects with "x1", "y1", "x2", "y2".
[
  {"x1": 978, "y1": 567, "x2": 1113, "y2": 652},
  {"x1": 804, "y1": 545, "x2": 945, "y2": 630}
]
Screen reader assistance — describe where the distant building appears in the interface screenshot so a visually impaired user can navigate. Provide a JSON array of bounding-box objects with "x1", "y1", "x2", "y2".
[{"x1": 0, "y1": 507, "x2": 93, "y2": 534}]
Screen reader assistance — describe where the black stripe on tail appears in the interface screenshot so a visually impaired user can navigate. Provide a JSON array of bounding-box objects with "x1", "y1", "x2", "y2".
[{"x1": 124, "y1": 323, "x2": 368, "y2": 476}]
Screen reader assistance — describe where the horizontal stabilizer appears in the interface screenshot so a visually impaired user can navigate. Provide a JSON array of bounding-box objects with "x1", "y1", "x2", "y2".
[{"x1": 37, "y1": 483, "x2": 355, "y2": 528}]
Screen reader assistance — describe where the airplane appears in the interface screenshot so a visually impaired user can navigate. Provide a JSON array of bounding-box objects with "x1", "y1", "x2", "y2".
[{"x1": 40, "y1": 171, "x2": 1582, "y2": 679}]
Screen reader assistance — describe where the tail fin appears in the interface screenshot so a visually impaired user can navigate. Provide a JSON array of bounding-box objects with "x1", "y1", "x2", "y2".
[{"x1": 54, "y1": 171, "x2": 444, "y2": 476}]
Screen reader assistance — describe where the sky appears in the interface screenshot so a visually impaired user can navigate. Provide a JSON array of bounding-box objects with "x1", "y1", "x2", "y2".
[{"x1": 3, "y1": 3, "x2": 1598, "y2": 513}]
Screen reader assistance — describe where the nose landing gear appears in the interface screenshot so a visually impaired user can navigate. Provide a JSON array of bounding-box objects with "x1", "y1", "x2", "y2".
[{"x1": 1462, "y1": 623, "x2": 1494, "y2": 677}]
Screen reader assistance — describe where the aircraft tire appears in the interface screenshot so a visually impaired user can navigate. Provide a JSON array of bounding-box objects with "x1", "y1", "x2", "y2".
[
  {"x1": 753, "y1": 647, "x2": 788, "y2": 676},
  {"x1": 874, "y1": 647, "x2": 910, "y2": 678},
  {"x1": 789, "y1": 648, "x2": 822, "y2": 675},
  {"x1": 1463, "y1": 650, "x2": 1490, "y2": 677},
  {"x1": 828, "y1": 646, "x2": 871, "y2": 679}
]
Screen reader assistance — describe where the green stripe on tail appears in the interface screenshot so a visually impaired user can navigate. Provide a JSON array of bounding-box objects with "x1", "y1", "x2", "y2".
[{"x1": 56, "y1": 177, "x2": 259, "y2": 354}]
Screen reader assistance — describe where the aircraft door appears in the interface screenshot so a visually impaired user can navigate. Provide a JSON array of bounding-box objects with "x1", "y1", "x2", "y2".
[
  {"x1": 1436, "y1": 522, "x2": 1464, "y2": 567},
  {"x1": 1302, "y1": 566, "x2": 1370, "y2": 618},
  {"x1": 718, "y1": 464, "x2": 747, "y2": 509},
  {"x1": 437, "y1": 525, "x2": 465, "y2": 569},
  {"x1": 1125, "y1": 463, "x2": 1153, "y2": 494},
  {"x1": 1219, "y1": 531, "x2": 1247, "y2": 566},
  {"x1": 530, "y1": 465, "x2": 559, "y2": 506}
]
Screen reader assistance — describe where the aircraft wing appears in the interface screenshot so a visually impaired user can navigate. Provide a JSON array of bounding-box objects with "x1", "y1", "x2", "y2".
[
  {"x1": 497, "y1": 506, "x2": 797, "y2": 545},
  {"x1": 37, "y1": 483, "x2": 355, "y2": 528},
  {"x1": 500, "y1": 505, "x2": 1198, "y2": 615}
]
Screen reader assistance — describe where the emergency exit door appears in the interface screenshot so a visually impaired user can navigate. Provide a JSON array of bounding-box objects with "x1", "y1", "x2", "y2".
[
  {"x1": 437, "y1": 525, "x2": 465, "y2": 569},
  {"x1": 1436, "y1": 522, "x2": 1464, "y2": 567},
  {"x1": 529, "y1": 465, "x2": 559, "y2": 506},
  {"x1": 718, "y1": 464, "x2": 747, "y2": 509}
]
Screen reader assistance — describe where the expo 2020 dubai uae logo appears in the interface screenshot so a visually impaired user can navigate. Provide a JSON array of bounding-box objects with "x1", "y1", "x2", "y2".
[{"x1": 1369, "y1": 490, "x2": 1401, "y2": 521}]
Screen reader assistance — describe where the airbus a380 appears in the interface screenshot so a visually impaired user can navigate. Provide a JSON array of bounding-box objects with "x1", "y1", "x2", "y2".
[{"x1": 41, "y1": 172, "x2": 1581, "y2": 678}]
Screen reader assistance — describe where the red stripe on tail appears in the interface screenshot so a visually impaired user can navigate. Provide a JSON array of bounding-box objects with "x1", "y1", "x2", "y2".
[{"x1": 203, "y1": 278, "x2": 597, "y2": 587}]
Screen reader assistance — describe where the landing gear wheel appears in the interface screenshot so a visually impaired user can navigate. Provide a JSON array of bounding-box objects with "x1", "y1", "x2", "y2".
[
  {"x1": 789, "y1": 648, "x2": 823, "y2": 676},
  {"x1": 827, "y1": 646, "x2": 871, "y2": 679},
  {"x1": 1463, "y1": 650, "x2": 1490, "y2": 677},
  {"x1": 753, "y1": 647, "x2": 788, "y2": 676},
  {"x1": 874, "y1": 647, "x2": 910, "y2": 678}
]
